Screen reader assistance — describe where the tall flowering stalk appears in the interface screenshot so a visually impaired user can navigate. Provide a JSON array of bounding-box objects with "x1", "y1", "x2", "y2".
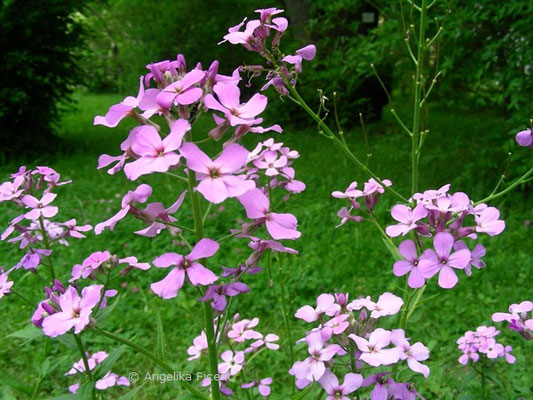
[{"x1": 1, "y1": 3, "x2": 532, "y2": 399}]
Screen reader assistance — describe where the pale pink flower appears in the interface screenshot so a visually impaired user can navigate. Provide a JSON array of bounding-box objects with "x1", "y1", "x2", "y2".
[
  {"x1": 238, "y1": 188, "x2": 300, "y2": 240},
  {"x1": 295, "y1": 294, "x2": 341, "y2": 323},
  {"x1": 391, "y1": 329, "x2": 430, "y2": 378},
  {"x1": 94, "y1": 76, "x2": 146, "y2": 127},
  {"x1": 124, "y1": 120, "x2": 190, "y2": 180},
  {"x1": 318, "y1": 370, "x2": 363, "y2": 400},
  {"x1": 204, "y1": 82, "x2": 268, "y2": 126},
  {"x1": 386, "y1": 204, "x2": 428, "y2": 237},
  {"x1": 419, "y1": 232, "x2": 471, "y2": 289},
  {"x1": 0, "y1": 273, "x2": 13, "y2": 299},
  {"x1": 41, "y1": 285, "x2": 103, "y2": 337},
  {"x1": 349, "y1": 328, "x2": 400, "y2": 367},
  {"x1": 150, "y1": 238, "x2": 219, "y2": 299},
  {"x1": 180, "y1": 142, "x2": 255, "y2": 204},
  {"x1": 21, "y1": 193, "x2": 58, "y2": 220},
  {"x1": 218, "y1": 350, "x2": 245, "y2": 376},
  {"x1": 156, "y1": 69, "x2": 205, "y2": 109},
  {"x1": 187, "y1": 331, "x2": 208, "y2": 361},
  {"x1": 474, "y1": 207, "x2": 505, "y2": 236}
]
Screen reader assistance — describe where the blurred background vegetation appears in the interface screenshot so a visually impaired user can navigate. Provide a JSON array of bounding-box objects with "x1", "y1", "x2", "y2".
[
  {"x1": 0, "y1": 0, "x2": 532, "y2": 399},
  {"x1": 1, "y1": 0, "x2": 531, "y2": 155}
]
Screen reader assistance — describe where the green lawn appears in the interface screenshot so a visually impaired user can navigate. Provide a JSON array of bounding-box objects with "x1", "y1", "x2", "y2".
[{"x1": 0, "y1": 91, "x2": 531, "y2": 399}]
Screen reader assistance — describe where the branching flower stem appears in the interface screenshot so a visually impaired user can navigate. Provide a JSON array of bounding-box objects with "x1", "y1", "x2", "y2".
[{"x1": 184, "y1": 129, "x2": 221, "y2": 400}]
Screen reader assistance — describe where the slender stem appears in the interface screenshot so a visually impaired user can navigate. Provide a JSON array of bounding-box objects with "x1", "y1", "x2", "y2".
[
  {"x1": 38, "y1": 216, "x2": 55, "y2": 280},
  {"x1": 185, "y1": 145, "x2": 221, "y2": 400},
  {"x1": 283, "y1": 82, "x2": 408, "y2": 203},
  {"x1": 476, "y1": 166, "x2": 533, "y2": 205},
  {"x1": 94, "y1": 328, "x2": 209, "y2": 400},
  {"x1": 202, "y1": 202, "x2": 213, "y2": 225},
  {"x1": 10, "y1": 288, "x2": 35, "y2": 307},
  {"x1": 411, "y1": 0, "x2": 428, "y2": 194},
  {"x1": 73, "y1": 333, "x2": 96, "y2": 399},
  {"x1": 73, "y1": 334, "x2": 93, "y2": 381},
  {"x1": 276, "y1": 254, "x2": 295, "y2": 369}
]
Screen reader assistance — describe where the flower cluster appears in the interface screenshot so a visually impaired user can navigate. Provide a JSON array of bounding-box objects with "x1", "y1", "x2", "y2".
[
  {"x1": 188, "y1": 314, "x2": 278, "y2": 397},
  {"x1": 0, "y1": 166, "x2": 91, "y2": 290},
  {"x1": 492, "y1": 300, "x2": 533, "y2": 340},
  {"x1": 220, "y1": 8, "x2": 316, "y2": 96},
  {"x1": 65, "y1": 351, "x2": 130, "y2": 394},
  {"x1": 457, "y1": 326, "x2": 515, "y2": 365},
  {"x1": 290, "y1": 292, "x2": 428, "y2": 399},
  {"x1": 385, "y1": 185, "x2": 505, "y2": 289},
  {"x1": 332, "y1": 178, "x2": 392, "y2": 227}
]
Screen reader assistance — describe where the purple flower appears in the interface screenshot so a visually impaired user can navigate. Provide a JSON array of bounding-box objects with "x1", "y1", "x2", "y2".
[
  {"x1": 515, "y1": 128, "x2": 533, "y2": 148},
  {"x1": 61, "y1": 219, "x2": 92, "y2": 239},
  {"x1": 16, "y1": 248, "x2": 52, "y2": 271},
  {"x1": 0, "y1": 175, "x2": 24, "y2": 202},
  {"x1": 124, "y1": 120, "x2": 190, "y2": 181},
  {"x1": 135, "y1": 190, "x2": 187, "y2": 237},
  {"x1": 290, "y1": 332, "x2": 343, "y2": 381},
  {"x1": 454, "y1": 240, "x2": 486, "y2": 276},
  {"x1": 95, "y1": 184, "x2": 152, "y2": 234},
  {"x1": 474, "y1": 207, "x2": 505, "y2": 236},
  {"x1": 199, "y1": 282, "x2": 249, "y2": 311},
  {"x1": 155, "y1": 69, "x2": 205, "y2": 109},
  {"x1": 204, "y1": 82, "x2": 268, "y2": 126},
  {"x1": 41, "y1": 285, "x2": 103, "y2": 337},
  {"x1": 419, "y1": 232, "x2": 471, "y2": 289},
  {"x1": 70, "y1": 251, "x2": 111, "y2": 282},
  {"x1": 391, "y1": 329, "x2": 430, "y2": 378},
  {"x1": 218, "y1": 350, "x2": 245, "y2": 376},
  {"x1": 349, "y1": 328, "x2": 400, "y2": 367},
  {"x1": 21, "y1": 193, "x2": 58, "y2": 220},
  {"x1": 295, "y1": 293, "x2": 340, "y2": 323},
  {"x1": 393, "y1": 240, "x2": 427, "y2": 288},
  {"x1": 94, "y1": 76, "x2": 146, "y2": 127},
  {"x1": 180, "y1": 142, "x2": 255, "y2": 204},
  {"x1": 318, "y1": 370, "x2": 362, "y2": 400},
  {"x1": 150, "y1": 238, "x2": 219, "y2": 299},
  {"x1": 0, "y1": 273, "x2": 13, "y2": 299},
  {"x1": 386, "y1": 204, "x2": 428, "y2": 237},
  {"x1": 66, "y1": 351, "x2": 130, "y2": 393},
  {"x1": 242, "y1": 378, "x2": 273, "y2": 397},
  {"x1": 187, "y1": 331, "x2": 208, "y2": 360},
  {"x1": 238, "y1": 188, "x2": 300, "y2": 240}
]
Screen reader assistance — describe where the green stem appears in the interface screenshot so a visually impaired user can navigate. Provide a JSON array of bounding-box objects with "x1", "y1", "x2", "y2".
[
  {"x1": 38, "y1": 216, "x2": 55, "y2": 280},
  {"x1": 10, "y1": 288, "x2": 35, "y2": 307},
  {"x1": 476, "y1": 166, "x2": 533, "y2": 205},
  {"x1": 186, "y1": 145, "x2": 221, "y2": 400},
  {"x1": 94, "y1": 328, "x2": 209, "y2": 400},
  {"x1": 410, "y1": 0, "x2": 428, "y2": 194},
  {"x1": 73, "y1": 334, "x2": 96, "y2": 399},
  {"x1": 283, "y1": 81, "x2": 408, "y2": 203}
]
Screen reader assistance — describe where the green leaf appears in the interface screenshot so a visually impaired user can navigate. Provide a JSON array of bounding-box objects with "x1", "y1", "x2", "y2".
[
  {"x1": 117, "y1": 382, "x2": 147, "y2": 400},
  {"x1": 0, "y1": 373, "x2": 33, "y2": 395},
  {"x1": 7, "y1": 324, "x2": 43, "y2": 343},
  {"x1": 291, "y1": 385, "x2": 315, "y2": 400},
  {"x1": 57, "y1": 334, "x2": 78, "y2": 350},
  {"x1": 382, "y1": 237, "x2": 402, "y2": 261},
  {"x1": 153, "y1": 298, "x2": 167, "y2": 361},
  {"x1": 93, "y1": 345, "x2": 127, "y2": 380},
  {"x1": 95, "y1": 294, "x2": 121, "y2": 323},
  {"x1": 75, "y1": 382, "x2": 96, "y2": 400}
]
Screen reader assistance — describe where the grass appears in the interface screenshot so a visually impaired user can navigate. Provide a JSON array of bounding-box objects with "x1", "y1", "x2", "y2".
[{"x1": 0, "y1": 90, "x2": 531, "y2": 399}]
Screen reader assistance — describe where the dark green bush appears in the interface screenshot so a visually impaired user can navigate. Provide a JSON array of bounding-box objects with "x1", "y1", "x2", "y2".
[{"x1": 0, "y1": 0, "x2": 84, "y2": 155}]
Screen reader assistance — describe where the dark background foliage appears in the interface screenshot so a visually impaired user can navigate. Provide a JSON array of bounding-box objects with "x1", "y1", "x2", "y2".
[
  {"x1": 0, "y1": 0, "x2": 85, "y2": 154},
  {"x1": 1, "y1": 0, "x2": 531, "y2": 156}
]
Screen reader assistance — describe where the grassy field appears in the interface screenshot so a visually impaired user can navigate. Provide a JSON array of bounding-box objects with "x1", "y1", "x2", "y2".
[{"x1": 0, "y1": 91, "x2": 531, "y2": 399}]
